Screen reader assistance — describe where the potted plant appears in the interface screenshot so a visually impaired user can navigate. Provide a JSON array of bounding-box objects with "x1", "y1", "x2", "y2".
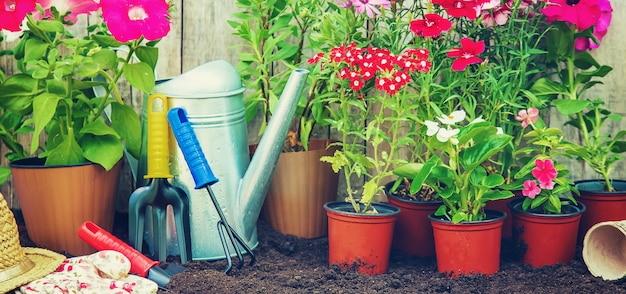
[
  {"x1": 393, "y1": 109, "x2": 512, "y2": 277},
  {"x1": 505, "y1": 107, "x2": 586, "y2": 267},
  {"x1": 229, "y1": 0, "x2": 341, "y2": 239},
  {"x1": 0, "y1": 0, "x2": 171, "y2": 255},
  {"x1": 527, "y1": 0, "x2": 624, "y2": 239}
]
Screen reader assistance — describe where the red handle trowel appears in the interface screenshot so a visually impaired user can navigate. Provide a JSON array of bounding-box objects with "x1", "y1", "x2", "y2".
[{"x1": 78, "y1": 221, "x2": 185, "y2": 289}]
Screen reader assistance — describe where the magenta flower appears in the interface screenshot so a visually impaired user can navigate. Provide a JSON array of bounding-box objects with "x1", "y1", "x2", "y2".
[
  {"x1": 100, "y1": 0, "x2": 171, "y2": 43},
  {"x1": 35, "y1": 0, "x2": 99, "y2": 23},
  {"x1": 575, "y1": 0, "x2": 612, "y2": 50},
  {"x1": 542, "y1": 0, "x2": 601, "y2": 31},
  {"x1": 522, "y1": 180, "x2": 541, "y2": 199},
  {"x1": 0, "y1": 0, "x2": 36, "y2": 32},
  {"x1": 532, "y1": 159, "x2": 557, "y2": 189},
  {"x1": 350, "y1": 0, "x2": 390, "y2": 18},
  {"x1": 410, "y1": 13, "x2": 452, "y2": 37},
  {"x1": 515, "y1": 107, "x2": 539, "y2": 128},
  {"x1": 447, "y1": 38, "x2": 485, "y2": 71}
]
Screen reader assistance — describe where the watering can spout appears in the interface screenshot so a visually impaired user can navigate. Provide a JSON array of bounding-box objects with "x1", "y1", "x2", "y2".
[{"x1": 239, "y1": 69, "x2": 309, "y2": 239}]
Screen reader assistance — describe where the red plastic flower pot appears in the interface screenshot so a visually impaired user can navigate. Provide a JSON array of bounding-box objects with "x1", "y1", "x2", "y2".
[
  {"x1": 508, "y1": 197, "x2": 585, "y2": 268},
  {"x1": 429, "y1": 210, "x2": 505, "y2": 278},
  {"x1": 385, "y1": 182, "x2": 441, "y2": 258},
  {"x1": 324, "y1": 201, "x2": 400, "y2": 275},
  {"x1": 575, "y1": 180, "x2": 626, "y2": 242}
]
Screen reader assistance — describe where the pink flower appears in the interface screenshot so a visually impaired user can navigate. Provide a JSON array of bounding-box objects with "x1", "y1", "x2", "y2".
[
  {"x1": 542, "y1": 0, "x2": 601, "y2": 31},
  {"x1": 515, "y1": 107, "x2": 539, "y2": 128},
  {"x1": 575, "y1": 0, "x2": 612, "y2": 50},
  {"x1": 522, "y1": 180, "x2": 541, "y2": 199},
  {"x1": 481, "y1": 0, "x2": 513, "y2": 27},
  {"x1": 100, "y1": 0, "x2": 171, "y2": 43},
  {"x1": 532, "y1": 159, "x2": 558, "y2": 189},
  {"x1": 35, "y1": 0, "x2": 99, "y2": 23},
  {"x1": 0, "y1": 0, "x2": 36, "y2": 32},
  {"x1": 447, "y1": 38, "x2": 485, "y2": 71},
  {"x1": 350, "y1": 0, "x2": 390, "y2": 18},
  {"x1": 410, "y1": 13, "x2": 452, "y2": 37}
]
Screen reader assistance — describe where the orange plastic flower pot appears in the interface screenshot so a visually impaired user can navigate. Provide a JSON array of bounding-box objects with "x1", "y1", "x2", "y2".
[
  {"x1": 429, "y1": 210, "x2": 505, "y2": 278},
  {"x1": 385, "y1": 182, "x2": 441, "y2": 258},
  {"x1": 575, "y1": 180, "x2": 626, "y2": 242},
  {"x1": 508, "y1": 198, "x2": 585, "y2": 267},
  {"x1": 324, "y1": 201, "x2": 400, "y2": 275}
]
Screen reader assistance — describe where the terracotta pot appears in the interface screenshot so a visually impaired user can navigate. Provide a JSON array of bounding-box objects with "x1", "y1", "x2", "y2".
[
  {"x1": 10, "y1": 158, "x2": 121, "y2": 256},
  {"x1": 429, "y1": 210, "x2": 505, "y2": 277},
  {"x1": 508, "y1": 197, "x2": 585, "y2": 267},
  {"x1": 384, "y1": 181, "x2": 441, "y2": 258},
  {"x1": 485, "y1": 190, "x2": 522, "y2": 240},
  {"x1": 575, "y1": 180, "x2": 626, "y2": 241},
  {"x1": 259, "y1": 139, "x2": 340, "y2": 238},
  {"x1": 324, "y1": 201, "x2": 400, "y2": 275}
]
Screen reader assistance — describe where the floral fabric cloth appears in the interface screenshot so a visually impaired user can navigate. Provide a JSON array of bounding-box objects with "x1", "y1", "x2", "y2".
[{"x1": 16, "y1": 250, "x2": 158, "y2": 294}]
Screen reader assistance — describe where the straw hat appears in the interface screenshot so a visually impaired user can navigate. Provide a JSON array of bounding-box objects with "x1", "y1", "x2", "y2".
[{"x1": 0, "y1": 194, "x2": 66, "y2": 293}]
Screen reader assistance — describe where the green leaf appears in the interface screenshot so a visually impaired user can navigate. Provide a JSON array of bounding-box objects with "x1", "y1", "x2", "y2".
[
  {"x1": 110, "y1": 102, "x2": 141, "y2": 159},
  {"x1": 553, "y1": 100, "x2": 590, "y2": 115},
  {"x1": 360, "y1": 179, "x2": 379, "y2": 206},
  {"x1": 483, "y1": 174, "x2": 505, "y2": 188},
  {"x1": 36, "y1": 20, "x2": 64, "y2": 33},
  {"x1": 31, "y1": 93, "x2": 61, "y2": 154},
  {"x1": 0, "y1": 167, "x2": 10, "y2": 185},
  {"x1": 123, "y1": 62, "x2": 155, "y2": 94},
  {"x1": 92, "y1": 49, "x2": 118, "y2": 71},
  {"x1": 529, "y1": 78, "x2": 567, "y2": 96},
  {"x1": 483, "y1": 190, "x2": 514, "y2": 201},
  {"x1": 91, "y1": 34, "x2": 124, "y2": 48},
  {"x1": 80, "y1": 134, "x2": 123, "y2": 171},
  {"x1": 135, "y1": 46, "x2": 159, "y2": 70},
  {"x1": 461, "y1": 134, "x2": 512, "y2": 172},
  {"x1": 24, "y1": 39, "x2": 48, "y2": 62},
  {"x1": 0, "y1": 74, "x2": 37, "y2": 114},
  {"x1": 80, "y1": 119, "x2": 120, "y2": 138},
  {"x1": 45, "y1": 132, "x2": 85, "y2": 166}
]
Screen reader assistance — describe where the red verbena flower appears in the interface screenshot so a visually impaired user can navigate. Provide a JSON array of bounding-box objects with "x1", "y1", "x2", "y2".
[
  {"x1": 522, "y1": 180, "x2": 541, "y2": 199},
  {"x1": 532, "y1": 159, "x2": 557, "y2": 189},
  {"x1": 433, "y1": 0, "x2": 480, "y2": 20},
  {"x1": 542, "y1": 0, "x2": 601, "y2": 31},
  {"x1": 447, "y1": 38, "x2": 485, "y2": 71},
  {"x1": 0, "y1": 0, "x2": 36, "y2": 32},
  {"x1": 409, "y1": 13, "x2": 452, "y2": 37},
  {"x1": 100, "y1": 0, "x2": 171, "y2": 43}
]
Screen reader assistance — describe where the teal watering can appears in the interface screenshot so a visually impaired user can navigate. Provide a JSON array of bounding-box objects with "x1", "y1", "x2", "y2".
[{"x1": 138, "y1": 60, "x2": 309, "y2": 260}]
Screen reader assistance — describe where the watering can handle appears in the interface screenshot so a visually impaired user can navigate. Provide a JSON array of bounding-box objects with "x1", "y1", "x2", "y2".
[{"x1": 167, "y1": 107, "x2": 219, "y2": 188}]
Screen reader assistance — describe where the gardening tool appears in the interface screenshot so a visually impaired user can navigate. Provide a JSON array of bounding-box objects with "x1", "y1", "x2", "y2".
[
  {"x1": 128, "y1": 94, "x2": 191, "y2": 263},
  {"x1": 78, "y1": 221, "x2": 186, "y2": 289},
  {"x1": 143, "y1": 60, "x2": 309, "y2": 260},
  {"x1": 168, "y1": 107, "x2": 256, "y2": 274}
]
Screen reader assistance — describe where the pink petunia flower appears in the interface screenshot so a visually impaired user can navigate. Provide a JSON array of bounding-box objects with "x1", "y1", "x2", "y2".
[
  {"x1": 522, "y1": 180, "x2": 541, "y2": 199},
  {"x1": 515, "y1": 107, "x2": 539, "y2": 128},
  {"x1": 100, "y1": 0, "x2": 171, "y2": 43},
  {"x1": 350, "y1": 0, "x2": 390, "y2": 19},
  {"x1": 532, "y1": 159, "x2": 558, "y2": 189},
  {"x1": 34, "y1": 0, "x2": 99, "y2": 23},
  {"x1": 447, "y1": 38, "x2": 485, "y2": 71},
  {"x1": 0, "y1": 0, "x2": 36, "y2": 32},
  {"x1": 574, "y1": 0, "x2": 612, "y2": 50},
  {"x1": 410, "y1": 13, "x2": 452, "y2": 37},
  {"x1": 542, "y1": 0, "x2": 601, "y2": 31}
]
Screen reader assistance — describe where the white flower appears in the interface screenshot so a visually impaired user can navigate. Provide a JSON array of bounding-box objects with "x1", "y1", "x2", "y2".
[
  {"x1": 424, "y1": 120, "x2": 440, "y2": 136},
  {"x1": 437, "y1": 110, "x2": 466, "y2": 125},
  {"x1": 496, "y1": 127, "x2": 504, "y2": 135},
  {"x1": 436, "y1": 127, "x2": 460, "y2": 144}
]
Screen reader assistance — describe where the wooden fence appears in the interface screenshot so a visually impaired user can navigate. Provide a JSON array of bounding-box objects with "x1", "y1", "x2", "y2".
[{"x1": 1, "y1": 1, "x2": 625, "y2": 208}]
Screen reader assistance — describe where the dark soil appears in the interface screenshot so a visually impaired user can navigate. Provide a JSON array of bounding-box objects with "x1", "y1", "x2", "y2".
[{"x1": 14, "y1": 210, "x2": 626, "y2": 294}]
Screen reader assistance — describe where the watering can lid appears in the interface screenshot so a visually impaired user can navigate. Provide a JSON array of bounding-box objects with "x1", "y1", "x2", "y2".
[{"x1": 153, "y1": 60, "x2": 245, "y2": 98}]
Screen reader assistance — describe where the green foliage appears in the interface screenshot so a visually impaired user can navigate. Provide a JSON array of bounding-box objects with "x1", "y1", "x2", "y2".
[
  {"x1": 0, "y1": 12, "x2": 159, "y2": 180},
  {"x1": 528, "y1": 21, "x2": 625, "y2": 191}
]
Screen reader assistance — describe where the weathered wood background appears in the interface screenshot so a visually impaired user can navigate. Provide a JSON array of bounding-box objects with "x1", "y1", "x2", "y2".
[{"x1": 1, "y1": 1, "x2": 625, "y2": 208}]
